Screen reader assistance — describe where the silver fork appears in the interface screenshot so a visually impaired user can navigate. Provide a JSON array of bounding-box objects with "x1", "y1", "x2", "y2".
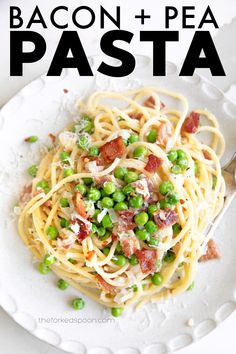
[{"x1": 203, "y1": 152, "x2": 236, "y2": 244}]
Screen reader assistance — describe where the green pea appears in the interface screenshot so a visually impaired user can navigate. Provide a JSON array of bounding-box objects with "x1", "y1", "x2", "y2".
[
  {"x1": 68, "y1": 258, "x2": 77, "y2": 264},
  {"x1": 57, "y1": 279, "x2": 69, "y2": 290},
  {"x1": 36, "y1": 180, "x2": 50, "y2": 194},
  {"x1": 124, "y1": 171, "x2": 139, "y2": 184},
  {"x1": 148, "y1": 237, "x2": 159, "y2": 246},
  {"x1": 133, "y1": 146, "x2": 148, "y2": 158},
  {"x1": 123, "y1": 139, "x2": 128, "y2": 146},
  {"x1": 43, "y1": 253, "x2": 56, "y2": 266},
  {"x1": 25, "y1": 135, "x2": 38, "y2": 143},
  {"x1": 46, "y1": 226, "x2": 59, "y2": 240},
  {"x1": 72, "y1": 298, "x2": 85, "y2": 310},
  {"x1": 77, "y1": 135, "x2": 89, "y2": 149},
  {"x1": 128, "y1": 134, "x2": 139, "y2": 144},
  {"x1": 129, "y1": 254, "x2": 138, "y2": 265},
  {"x1": 88, "y1": 146, "x2": 99, "y2": 156},
  {"x1": 111, "y1": 307, "x2": 123, "y2": 317},
  {"x1": 148, "y1": 204, "x2": 158, "y2": 215},
  {"x1": 60, "y1": 151, "x2": 70, "y2": 163},
  {"x1": 114, "y1": 167, "x2": 127, "y2": 180},
  {"x1": 97, "y1": 226, "x2": 106, "y2": 237},
  {"x1": 171, "y1": 165, "x2": 182, "y2": 174},
  {"x1": 92, "y1": 209, "x2": 100, "y2": 223},
  {"x1": 130, "y1": 284, "x2": 138, "y2": 292},
  {"x1": 167, "y1": 150, "x2": 178, "y2": 162},
  {"x1": 164, "y1": 250, "x2": 176, "y2": 263},
  {"x1": 159, "y1": 200, "x2": 171, "y2": 209},
  {"x1": 159, "y1": 181, "x2": 174, "y2": 196},
  {"x1": 172, "y1": 223, "x2": 182, "y2": 235},
  {"x1": 123, "y1": 185, "x2": 135, "y2": 195},
  {"x1": 102, "y1": 214, "x2": 113, "y2": 228},
  {"x1": 74, "y1": 184, "x2": 87, "y2": 196},
  {"x1": 103, "y1": 247, "x2": 110, "y2": 256},
  {"x1": 39, "y1": 262, "x2": 50, "y2": 275},
  {"x1": 113, "y1": 255, "x2": 127, "y2": 266},
  {"x1": 147, "y1": 129, "x2": 157, "y2": 143},
  {"x1": 63, "y1": 168, "x2": 74, "y2": 178},
  {"x1": 166, "y1": 192, "x2": 180, "y2": 205},
  {"x1": 145, "y1": 220, "x2": 158, "y2": 234},
  {"x1": 114, "y1": 201, "x2": 128, "y2": 211},
  {"x1": 101, "y1": 197, "x2": 114, "y2": 208},
  {"x1": 103, "y1": 181, "x2": 116, "y2": 195},
  {"x1": 135, "y1": 229, "x2": 149, "y2": 241},
  {"x1": 100, "y1": 231, "x2": 111, "y2": 241},
  {"x1": 177, "y1": 149, "x2": 187, "y2": 159},
  {"x1": 115, "y1": 242, "x2": 123, "y2": 254},
  {"x1": 187, "y1": 281, "x2": 195, "y2": 291},
  {"x1": 194, "y1": 162, "x2": 199, "y2": 176},
  {"x1": 88, "y1": 188, "x2": 101, "y2": 201},
  {"x1": 177, "y1": 158, "x2": 188, "y2": 170},
  {"x1": 82, "y1": 177, "x2": 93, "y2": 185},
  {"x1": 212, "y1": 176, "x2": 217, "y2": 190},
  {"x1": 82, "y1": 119, "x2": 94, "y2": 134},
  {"x1": 60, "y1": 198, "x2": 69, "y2": 208},
  {"x1": 151, "y1": 273, "x2": 163, "y2": 285},
  {"x1": 134, "y1": 212, "x2": 149, "y2": 226},
  {"x1": 129, "y1": 195, "x2": 143, "y2": 209},
  {"x1": 27, "y1": 164, "x2": 38, "y2": 177},
  {"x1": 113, "y1": 190, "x2": 125, "y2": 203},
  {"x1": 60, "y1": 218, "x2": 70, "y2": 228}
]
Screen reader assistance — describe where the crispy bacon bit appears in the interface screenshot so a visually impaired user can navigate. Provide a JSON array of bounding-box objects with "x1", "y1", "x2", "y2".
[
  {"x1": 20, "y1": 184, "x2": 32, "y2": 204},
  {"x1": 116, "y1": 210, "x2": 136, "y2": 233},
  {"x1": 86, "y1": 250, "x2": 95, "y2": 261},
  {"x1": 158, "y1": 122, "x2": 173, "y2": 146},
  {"x1": 100, "y1": 137, "x2": 126, "y2": 164},
  {"x1": 153, "y1": 209, "x2": 178, "y2": 229},
  {"x1": 95, "y1": 274, "x2": 117, "y2": 295},
  {"x1": 48, "y1": 133, "x2": 56, "y2": 143},
  {"x1": 43, "y1": 200, "x2": 52, "y2": 208},
  {"x1": 145, "y1": 154, "x2": 163, "y2": 173},
  {"x1": 144, "y1": 96, "x2": 155, "y2": 109},
  {"x1": 112, "y1": 234, "x2": 118, "y2": 241},
  {"x1": 135, "y1": 249, "x2": 157, "y2": 274},
  {"x1": 180, "y1": 199, "x2": 185, "y2": 205},
  {"x1": 63, "y1": 88, "x2": 69, "y2": 93},
  {"x1": 71, "y1": 218, "x2": 90, "y2": 242},
  {"x1": 203, "y1": 149, "x2": 211, "y2": 160},
  {"x1": 73, "y1": 192, "x2": 87, "y2": 218},
  {"x1": 199, "y1": 239, "x2": 220, "y2": 262},
  {"x1": 182, "y1": 112, "x2": 200, "y2": 134},
  {"x1": 128, "y1": 112, "x2": 143, "y2": 120},
  {"x1": 160, "y1": 101, "x2": 165, "y2": 109},
  {"x1": 121, "y1": 237, "x2": 139, "y2": 258}
]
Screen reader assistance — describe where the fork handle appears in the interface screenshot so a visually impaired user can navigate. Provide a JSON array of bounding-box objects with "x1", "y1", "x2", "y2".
[{"x1": 223, "y1": 152, "x2": 236, "y2": 175}]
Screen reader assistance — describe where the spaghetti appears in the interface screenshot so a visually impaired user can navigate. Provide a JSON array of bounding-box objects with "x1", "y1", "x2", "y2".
[{"x1": 18, "y1": 87, "x2": 225, "y2": 312}]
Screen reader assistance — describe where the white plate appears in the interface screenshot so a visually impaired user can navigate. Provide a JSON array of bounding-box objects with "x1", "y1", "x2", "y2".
[{"x1": 0, "y1": 55, "x2": 236, "y2": 354}]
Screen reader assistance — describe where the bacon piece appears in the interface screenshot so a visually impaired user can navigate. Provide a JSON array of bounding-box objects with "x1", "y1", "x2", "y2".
[
  {"x1": 153, "y1": 209, "x2": 178, "y2": 229},
  {"x1": 180, "y1": 199, "x2": 185, "y2": 205},
  {"x1": 135, "y1": 249, "x2": 157, "y2": 274},
  {"x1": 199, "y1": 239, "x2": 220, "y2": 262},
  {"x1": 43, "y1": 200, "x2": 52, "y2": 208},
  {"x1": 121, "y1": 237, "x2": 139, "y2": 258},
  {"x1": 71, "y1": 218, "x2": 90, "y2": 242},
  {"x1": 145, "y1": 154, "x2": 163, "y2": 173},
  {"x1": 128, "y1": 112, "x2": 143, "y2": 120},
  {"x1": 144, "y1": 96, "x2": 155, "y2": 109},
  {"x1": 158, "y1": 122, "x2": 173, "y2": 146},
  {"x1": 48, "y1": 133, "x2": 56, "y2": 143},
  {"x1": 63, "y1": 88, "x2": 69, "y2": 93},
  {"x1": 115, "y1": 210, "x2": 136, "y2": 233},
  {"x1": 73, "y1": 192, "x2": 87, "y2": 218},
  {"x1": 86, "y1": 250, "x2": 95, "y2": 261},
  {"x1": 100, "y1": 137, "x2": 126, "y2": 164},
  {"x1": 95, "y1": 274, "x2": 117, "y2": 295},
  {"x1": 203, "y1": 149, "x2": 211, "y2": 160},
  {"x1": 20, "y1": 184, "x2": 32, "y2": 204},
  {"x1": 182, "y1": 112, "x2": 200, "y2": 134}
]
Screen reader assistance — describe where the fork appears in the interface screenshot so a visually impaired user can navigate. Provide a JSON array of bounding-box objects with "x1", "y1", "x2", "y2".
[{"x1": 203, "y1": 152, "x2": 236, "y2": 243}]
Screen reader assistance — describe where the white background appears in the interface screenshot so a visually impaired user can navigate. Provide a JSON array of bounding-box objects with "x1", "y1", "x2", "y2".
[{"x1": 0, "y1": 0, "x2": 236, "y2": 353}]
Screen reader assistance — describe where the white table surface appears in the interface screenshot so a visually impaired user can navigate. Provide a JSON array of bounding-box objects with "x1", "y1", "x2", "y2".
[{"x1": 0, "y1": 0, "x2": 236, "y2": 353}]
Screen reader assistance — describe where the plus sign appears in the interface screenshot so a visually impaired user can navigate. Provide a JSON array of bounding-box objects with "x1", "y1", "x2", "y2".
[{"x1": 135, "y1": 9, "x2": 151, "y2": 25}]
